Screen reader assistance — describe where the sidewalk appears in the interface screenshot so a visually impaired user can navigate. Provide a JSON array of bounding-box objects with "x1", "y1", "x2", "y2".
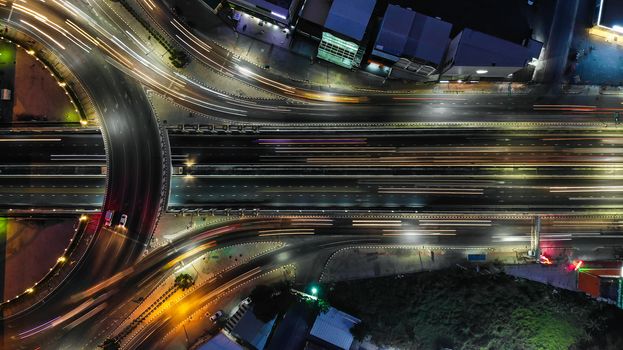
[{"x1": 319, "y1": 245, "x2": 519, "y2": 283}]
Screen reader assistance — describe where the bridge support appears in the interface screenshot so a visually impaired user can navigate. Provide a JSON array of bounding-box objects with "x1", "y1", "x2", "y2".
[{"x1": 530, "y1": 216, "x2": 541, "y2": 258}]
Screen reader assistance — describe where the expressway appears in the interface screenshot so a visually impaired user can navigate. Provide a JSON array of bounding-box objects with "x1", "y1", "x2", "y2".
[
  {"x1": 0, "y1": 0, "x2": 622, "y2": 349},
  {"x1": 0, "y1": 130, "x2": 105, "y2": 210},
  {"x1": 168, "y1": 128, "x2": 623, "y2": 212}
]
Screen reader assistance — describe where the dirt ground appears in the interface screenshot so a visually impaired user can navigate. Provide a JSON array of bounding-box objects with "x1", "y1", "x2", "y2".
[
  {"x1": 12, "y1": 49, "x2": 79, "y2": 123},
  {"x1": 3, "y1": 217, "x2": 75, "y2": 299}
]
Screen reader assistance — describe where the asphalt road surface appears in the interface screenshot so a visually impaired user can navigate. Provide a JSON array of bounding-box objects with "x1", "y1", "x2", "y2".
[
  {"x1": 0, "y1": 130, "x2": 105, "y2": 209},
  {"x1": 168, "y1": 128, "x2": 623, "y2": 212}
]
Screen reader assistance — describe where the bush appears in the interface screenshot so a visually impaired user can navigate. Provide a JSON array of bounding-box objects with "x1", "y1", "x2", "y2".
[{"x1": 327, "y1": 267, "x2": 623, "y2": 350}]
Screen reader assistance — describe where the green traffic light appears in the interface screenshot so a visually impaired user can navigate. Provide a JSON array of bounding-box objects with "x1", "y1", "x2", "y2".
[{"x1": 311, "y1": 287, "x2": 318, "y2": 295}]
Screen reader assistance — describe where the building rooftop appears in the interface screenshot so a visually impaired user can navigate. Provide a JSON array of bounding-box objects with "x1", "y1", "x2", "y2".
[
  {"x1": 450, "y1": 28, "x2": 542, "y2": 67},
  {"x1": 299, "y1": 0, "x2": 332, "y2": 26},
  {"x1": 197, "y1": 333, "x2": 244, "y2": 350},
  {"x1": 324, "y1": 0, "x2": 376, "y2": 41},
  {"x1": 374, "y1": 5, "x2": 452, "y2": 64},
  {"x1": 264, "y1": 0, "x2": 294, "y2": 9},
  {"x1": 309, "y1": 307, "x2": 360, "y2": 350},
  {"x1": 598, "y1": 0, "x2": 623, "y2": 30},
  {"x1": 231, "y1": 307, "x2": 276, "y2": 350}
]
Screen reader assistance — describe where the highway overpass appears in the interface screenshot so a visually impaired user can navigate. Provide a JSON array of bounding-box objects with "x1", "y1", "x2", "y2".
[
  {"x1": 0, "y1": 129, "x2": 105, "y2": 211},
  {"x1": 168, "y1": 127, "x2": 623, "y2": 212}
]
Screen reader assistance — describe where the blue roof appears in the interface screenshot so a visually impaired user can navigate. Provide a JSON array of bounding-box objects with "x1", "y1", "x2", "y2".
[
  {"x1": 310, "y1": 307, "x2": 360, "y2": 350},
  {"x1": 232, "y1": 308, "x2": 276, "y2": 350},
  {"x1": 451, "y1": 28, "x2": 542, "y2": 67},
  {"x1": 198, "y1": 333, "x2": 244, "y2": 350},
  {"x1": 324, "y1": 0, "x2": 376, "y2": 41},
  {"x1": 374, "y1": 5, "x2": 451, "y2": 65}
]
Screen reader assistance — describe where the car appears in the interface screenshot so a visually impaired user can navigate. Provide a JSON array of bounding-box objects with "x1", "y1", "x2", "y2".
[
  {"x1": 240, "y1": 297, "x2": 252, "y2": 306},
  {"x1": 104, "y1": 210, "x2": 114, "y2": 227},
  {"x1": 208, "y1": 310, "x2": 223, "y2": 323},
  {"x1": 119, "y1": 214, "x2": 128, "y2": 228}
]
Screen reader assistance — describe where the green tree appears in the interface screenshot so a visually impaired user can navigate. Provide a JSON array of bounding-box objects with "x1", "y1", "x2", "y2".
[
  {"x1": 169, "y1": 50, "x2": 189, "y2": 68},
  {"x1": 251, "y1": 282, "x2": 296, "y2": 323},
  {"x1": 100, "y1": 338, "x2": 120, "y2": 350},
  {"x1": 174, "y1": 273, "x2": 194, "y2": 290}
]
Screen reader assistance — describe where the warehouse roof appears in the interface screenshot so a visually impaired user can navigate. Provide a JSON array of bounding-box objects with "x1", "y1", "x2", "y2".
[
  {"x1": 449, "y1": 28, "x2": 542, "y2": 67},
  {"x1": 309, "y1": 307, "x2": 360, "y2": 350},
  {"x1": 374, "y1": 5, "x2": 451, "y2": 64},
  {"x1": 324, "y1": 0, "x2": 376, "y2": 41}
]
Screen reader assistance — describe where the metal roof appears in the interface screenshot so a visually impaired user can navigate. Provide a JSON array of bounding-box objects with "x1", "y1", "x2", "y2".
[
  {"x1": 324, "y1": 0, "x2": 376, "y2": 41},
  {"x1": 597, "y1": 0, "x2": 623, "y2": 29},
  {"x1": 309, "y1": 307, "x2": 360, "y2": 350},
  {"x1": 450, "y1": 28, "x2": 542, "y2": 67},
  {"x1": 374, "y1": 5, "x2": 452, "y2": 65},
  {"x1": 198, "y1": 333, "x2": 244, "y2": 350}
]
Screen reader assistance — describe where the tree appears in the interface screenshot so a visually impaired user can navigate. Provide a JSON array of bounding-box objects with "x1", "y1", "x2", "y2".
[
  {"x1": 250, "y1": 282, "x2": 296, "y2": 323},
  {"x1": 100, "y1": 338, "x2": 120, "y2": 350},
  {"x1": 350, "y1": 322, "x2": 368, "y2": 341},
  {"x1": 174, "y1": 273, "x2": 194, "y2": 290},
  {"x1": 169, "y1": 50, "x2": 189, "y2": 68}
]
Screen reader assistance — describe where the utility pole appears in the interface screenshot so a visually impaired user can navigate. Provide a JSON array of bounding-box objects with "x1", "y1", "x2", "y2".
[
  {"x1": 530, "y1": 216, "x2": 541, "y2": 259},
  {"x1": 183, "y1": 324, "x2": 189, "y2": 345}
]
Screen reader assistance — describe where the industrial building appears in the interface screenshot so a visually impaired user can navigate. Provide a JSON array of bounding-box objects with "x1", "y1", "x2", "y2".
[
  {"x1": 371, "y1": 5, "x2": 452, "y2": 80},
  {"x1": 227, "y1": 0, "x2": 302, "y2": 26},
  {"x1": 441, "y1": 28, "x2": 542, "y2": 80},
  {"x1": 577, "y1": 261, "x2": 623, "y2": 308},
  {"x1": 315, "y1": 0, "x2": 376, "y2": 69}
]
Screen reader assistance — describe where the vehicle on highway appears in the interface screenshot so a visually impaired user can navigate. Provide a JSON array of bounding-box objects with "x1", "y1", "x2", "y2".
[
  {"x1": 119, "y1": 214, "x2": 128, "y2": 228},
  {"x1": 241, "y1": 297, "x2": 252, "y2": 306},
  {"x1": 104, "y1": 210, "x2": 114, "y2": 227},
  {"x1": 208, "y1": 310, "x2": 224, "y2": 323}
]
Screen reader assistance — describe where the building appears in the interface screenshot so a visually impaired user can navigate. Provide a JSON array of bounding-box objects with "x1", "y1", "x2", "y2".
[
  {"x1": 594, "y1": 0, "x2": 623, "y2": 30},
  {"x1": 198, "y1": 333, "x2": 244, "y2": 350},
  {"x1": 441, "y1": 28, "x2": 542, "y2": 80},
  {"x1": 296, "y1": 0, "x2": 332, "y2": 40},
  {"x1": 227, "y1": 0, "x2": 302, "y2": 26},
  {"x1": 577, "y1": 261, "x2": 623, "y2": 308},
  {"x1": 225, "y1": 303, "x2": 276, "y2": 350},
  {"x1": 307, "y1": 307, "x2": 361, "y2": 350},
  {"x1": 589, "y1": 0, "x2": 623, "y2": 42},
  {"x1": 371, "y1": 5, "x2": 452, "y2": 80},
  {"x1": 315, "y1": 0, "x2": 376, "y2": 69}
]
